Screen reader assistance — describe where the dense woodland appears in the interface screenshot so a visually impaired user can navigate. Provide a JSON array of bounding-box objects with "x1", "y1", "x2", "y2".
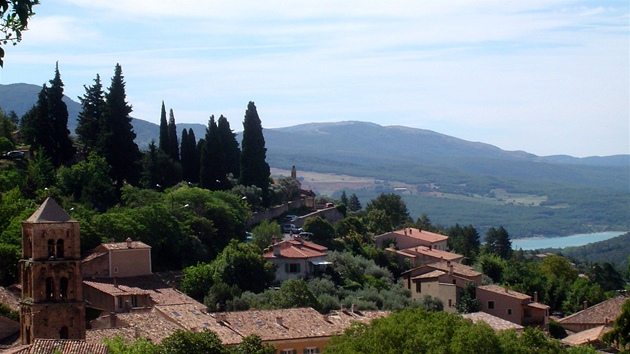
[{"x1": 0, "y1": 65, "x2": 629, "y2": 353}]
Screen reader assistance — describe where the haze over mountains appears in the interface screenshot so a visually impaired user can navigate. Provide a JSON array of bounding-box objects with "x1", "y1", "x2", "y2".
[{"x1": 2, "y1": 83, "x2": 629, "y2": 238}]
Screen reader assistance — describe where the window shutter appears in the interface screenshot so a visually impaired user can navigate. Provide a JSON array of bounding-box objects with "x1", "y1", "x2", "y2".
[
  {"x1": 285, "y1": 263, "x2": 289, "y2": 273},
  {"x1": 296, "y1": 263, "x2": 301, "y2": 273}
]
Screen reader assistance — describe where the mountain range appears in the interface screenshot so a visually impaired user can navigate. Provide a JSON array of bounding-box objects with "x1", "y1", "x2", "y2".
[{"x1": 1, "y1": 83, "x2": 629, "y2": 238}]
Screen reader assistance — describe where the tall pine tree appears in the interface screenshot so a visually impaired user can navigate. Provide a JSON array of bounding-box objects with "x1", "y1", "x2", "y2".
[
  {"x1": 21, "y1": 63, "x2": 74, "y2": 167},
  {"x1": 240, "y1": 101, "x2": 270, "y2": 206},
  {"x1": 168, "y1": 109, "x2": 179, "y2": 161},
  {"x1": 76, "y1": 74, "x2": 106, "y2": 152},
  {"x1": 158, "y1": 101, "x2": 169, "y2": 154},
  {"x1": 101, "y1": 64, "x2": 141, "y2": 188}
]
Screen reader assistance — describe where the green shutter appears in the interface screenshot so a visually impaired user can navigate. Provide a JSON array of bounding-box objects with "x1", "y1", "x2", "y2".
[
  {"x1": 296, "y1": 263, "x2": 301, "y2": 273},
  {"x1": 285, "y1": 263, "x2": 289, "y2": 273}
]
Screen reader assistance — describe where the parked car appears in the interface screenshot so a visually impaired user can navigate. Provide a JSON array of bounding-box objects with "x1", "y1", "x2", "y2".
[
  {"x1": 3, "y1": 150, "x2": 24, "y2": 159},
  {"x1": 282, "y1": 224, "x2": 300, "y2": 234},
  {"x1": 284, "y1": 214, "x2": 298, "y2": 221},
  {"x1": 298, "y1": 232, "x2": 313, "y2": 239}
]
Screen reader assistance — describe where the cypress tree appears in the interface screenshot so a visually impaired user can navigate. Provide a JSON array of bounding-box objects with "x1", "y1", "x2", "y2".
[
  {"x1": 158, "y1": 101, "x2": 169, "y2": 154},
  {"x1": 101, "y1": 63, "x2": 141, "y2": 188},
  {"x1": 181, "y1": 128, "x2": 200, "y2": 184},
  {"x1": 240, "y1": 101, "x2": 270, "y2": 206},
  {"x1": 76, "y1": 74, "x2": 106, "y2": 152},
  {"x1": 180, "y1": 128, "x2": 190, "y2": 180},
  {"x1": 168, "y1": 109, "x2": 179, "y2": 161},
  {"x1": 217, "y1": 115, "x2": 240, "y2": 181},
  {"x1": 199, "y1": 115, "x2": 222, "y2": 190}
]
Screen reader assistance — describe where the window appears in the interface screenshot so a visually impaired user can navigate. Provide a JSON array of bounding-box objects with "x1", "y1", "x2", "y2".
[
  {"x1": 448, "y1": 299, "x2": 452, "y2": 307},
  {"x1": 47, "y1": 239, "x2": 55, "y2": 258},
  {"x1": 132, "y1": 295, "x2": 138, "y2": 308},
  {"x1": 285, "y1": 263, "x2": 301, "y2": 273},
  {"x1": 117, "y1": 297, "x2": 123, "y2": 309},
  {"x1": 281, "y1": 349, "x2": 297, "y2": 354},
  {"x1": 452, "y1": 279, "x2": 457, "y2": 285},
  {"x1": 415, "y1": 282, "x2": 421, "y2": 293},
  {"x1": 45, "y1": 277, "x2": 54, "y2": 299},
  {"x1": 114, "y1": 267, "x2": 119, "y2": 274},
  {"x1": 304, "y1": 348, "x2": 320, "y2": 354},
  {"x1": 507, "y1": 308, "x2": 512, "y2": 315},
  {"x1": 59, "y1": 326, "x2": 68, "y2": 339},
  {"x1": 56, "y1": 239, "x2": 64, "y2": 258},
  {"x1": 488, "y1": 301, "x2": 495, "y2": 309},
  {"x1": 59, "y1": 277, "x2": 68, "y2": 299}
]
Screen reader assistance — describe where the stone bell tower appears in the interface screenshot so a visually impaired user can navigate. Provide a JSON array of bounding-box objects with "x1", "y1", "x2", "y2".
[{"x1": 19, "y1": 197, "x2": 85, "y2": 344}]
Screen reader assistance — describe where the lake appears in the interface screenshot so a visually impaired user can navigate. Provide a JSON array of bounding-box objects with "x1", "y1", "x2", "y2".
[{"x1": 511, "y1": 231, "x2": 628, "y2": 250}]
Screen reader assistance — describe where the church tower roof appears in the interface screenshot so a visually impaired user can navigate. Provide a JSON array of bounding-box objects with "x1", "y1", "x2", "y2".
[{"x1": 26, "y1": 197, "x2": 75, "y2": 223}]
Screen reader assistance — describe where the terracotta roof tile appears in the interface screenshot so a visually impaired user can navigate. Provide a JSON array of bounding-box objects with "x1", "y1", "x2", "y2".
[
  {"x1": 86, "y1": 327, "x2": 137, "y2": 345},
  {"x1": 411, "y1": 270, "x2": 446, "y2": 280},
  {"x1": 84, "y1": 274, "x2": 200, "y2": 307},
  {"x1": 560, "y1": 325, "x2": 611, "y2": 346},
  {"x1": 115, "y1": 310, "x2": 183, "y2": 343},
  {"x1": 462, "y1": 312, "x2": 525, "y2": 332},
  {"x1": 477, "y1": 285, "x2": 532, "y2": 300},
  {"x1": 25, "y1": 198, "x2": 75, "y2": 223},
  {"x1": 154, "y1": 304, "x2": 243, "y2": 345},
  {"x1": 27, "y1": 339, "x2": 108, "y2": 354},
  {"x1": 98, "y1": 241, "x2": 151, "y2": 251},
  {"x1": 558, "y1": 295, "x2": 628, "y2": 326},
  {"x1": 263, "y1": 240, "x2": 327, "y2": 260},
  {"x1": 402, "y1": 260, "x2": 482, "y2": 279},
  {"x1": 382, "y1": 228, "x2": 449, "y2": 243}
]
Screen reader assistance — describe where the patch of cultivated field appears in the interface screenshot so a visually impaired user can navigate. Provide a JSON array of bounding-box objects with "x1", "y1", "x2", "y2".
[{"x1": 271, "y1": 168, "x2": 376, "y2": 196}]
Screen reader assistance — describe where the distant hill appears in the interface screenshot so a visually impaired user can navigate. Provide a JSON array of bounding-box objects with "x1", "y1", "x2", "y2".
[
  {"x1": 1, "y1": 83, "x2": 629, "y2": 238},
  {"x1": 559, "y1": 232, "x2": 630, "y2": 271}
]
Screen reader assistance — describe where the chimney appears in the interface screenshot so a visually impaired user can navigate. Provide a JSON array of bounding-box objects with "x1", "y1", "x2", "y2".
[
  {"x1": 291, "y1": 166, "x2": 297, "y2": 180},
  {"x1": 404, "y1": 229, "x2": 408, "y2": 235},
  {"x1": 126, "y1": 237, "x2": 132, "y2": 248},
  {"x1": 273, "y1": 243, "x2": 281, "y2": 257},
  {"x1": 410, "y1": 228, "x2": 414, "y2": 234},
  {"x1": 449, "y1": 264, "x2": 454, "y2": 275},
  {"x1": 351, "y1": 303, "x2": 358, "y2": 312},
  {"x1": 323, "y1": 314, "x2": 330, "y2": 322},
  {"x1": 109, "y1": 312, "x2": 117, "y2": 327},
  {"x1": 533, "y1": 291, "x2": 538, "y2": 303},
  {"x1": 583, "y1": 301, "x2": 588, "y2": 310},
  {"x1": 504, "y1": 285, "x2": 508, "y2": 293},
  {"x1": 276, "y1": 316, "x2": 284, "y2": 326},
  {"x1": 271, "y1": 237, "x2": 276, "y2": 245},
  {"x1": 340, "y1": 304, "x2": 346, "y2": 311},
  {"x1": 113, "y1": 277, "x2": 118, "y2": 288}
]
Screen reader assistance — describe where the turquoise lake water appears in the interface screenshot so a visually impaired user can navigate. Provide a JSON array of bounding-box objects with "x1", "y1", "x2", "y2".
[{"x1": 511, "y1": 231, "x2": 628, "y2": 250}]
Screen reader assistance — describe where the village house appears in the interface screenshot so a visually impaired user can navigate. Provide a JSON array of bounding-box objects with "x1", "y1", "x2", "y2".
[
  {"x1": 376, "y1": 228, "x2": 464, "y2": 266},
  {"x1": 557, "y1": 294, "x2": 628, "y2": 333},
  {"x1": 401, "y1": 259, "x2": 482, "y2": 313},
  {"x1": 263, "y1": 236, "x2": 330, "y2": 283},
  {"x1": 476, "y1": 284, "x2": 549, "y2": 330},
  {"x1": 82, "y1": 239, "x2": 151, "y2": 278},
  {"x1": 461, "y1": 312, "x2": 524, "y2": 333}
]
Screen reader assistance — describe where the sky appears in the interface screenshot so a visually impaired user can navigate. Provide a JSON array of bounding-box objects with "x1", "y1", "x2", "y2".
[{"x1": 0, "y1": 0, "x2": 628, "y2": 158}]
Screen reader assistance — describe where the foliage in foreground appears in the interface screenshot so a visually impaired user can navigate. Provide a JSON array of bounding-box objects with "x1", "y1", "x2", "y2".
[{"x1": 325, "y1": 307, "x2": 598, "y2": 354}]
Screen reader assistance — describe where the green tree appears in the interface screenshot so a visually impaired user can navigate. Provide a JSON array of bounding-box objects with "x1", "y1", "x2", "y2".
[
  {"x1": 456, "y1": 282, "x2": 481, "y2": 314},
  {"x1": 230, "y1": 335, "x2": 276, "y2": 354},
  {"x1": 561, "y1": 276, "x2": 605, "y2": 315},
  {"x1": 100, "y1": 63, "x2": 142, "y2": 189},
  {"x1": 158, "y1": 101, "x2": 169, "y2": 155},
  {"x1": 76, "y1": 74, "x2": 106, "y2": 152},
  {"x1": 0, "y1": 108, "x2": 16, "y2": 144},
  {"x1": 271, "y1": 279, "x2": 320, "y2": 310},
  {"x1": 448, "y1": 224, "x2": 481, "y2": 265},
  {"x1": 334, "y1": 216, "x2": 366, "y2": 238},
  {"x1": 209, "y1": 239, "x2": 275, "y2": 293},
  {"x1": 140, "y1": 141, "x2": 182, "y2": 189},
  {"x1": 204, "y1": 282, "x2": 242, "y2": 312},
  {"x1": 0, "y1": 0, "x2": 38, "y2": 67},
  {"x1": 104, "y1": 336, "x2": 160, "y2": 354},
  {"x1": 181, "y1": 262, "x2": 213, "y2": 302},
  {"x1": 251, "y1": 220, "x2": 282, "y2": 250},
  {"x1": 56, "y1": 151, "x2": 116, "y2": 211},
  {"x1": 240, "y1": 101, "x2": 271, "y2": 206},
  {"x1": 366, "y1": 209, "x2": 393, "y2": 235},
  {"x1": 217, "y1": 115, "x2": 240, "y2": 183},
  {"x1": 0, "y1": 243, "x2": 20, "y2": 285},
  {"x1": 160, "y1": 329, "x2": 228, "y2": 354},
  {"x1": 180, "y1": 128, "x2": 200, "y2": 184},
  {"x1": 339, "y1": 191, "x2": 348, "y2": 205},
  {"x1": 589, "y1": 262, "x2": 626, "y2": 292},
  {"x1": 200, "y1": 115, "x2": 223, "y2": 190},
  {"x1": 366, "y1": 193, "x2": 410, "y2": 229},
  {"x1": 603, "y1": 298, "x2": 630, "y2": 352},
  {"x1": 271, "y1": 176, "x2": 300, "y2": 205},
  {"x1": 302, "y1": 216, "x2": 335, "y2": 247},
  {"x1": 168, "y1": 108, "x2": 179, "y2": 161},
  {"x1": 478, "y1": 253, "x2": 506, "y2": 283},
  {"x1": 484, "y1": 226, "x2": 513, "y2": 260},
  {"x1": 347, "y1": 193, "x2": 362, "y2": 212}
]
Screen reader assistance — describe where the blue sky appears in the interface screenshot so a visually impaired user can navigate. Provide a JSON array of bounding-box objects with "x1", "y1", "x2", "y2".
[{"x1": 0, "y1": 0, "x2": 627, "y2": 157}]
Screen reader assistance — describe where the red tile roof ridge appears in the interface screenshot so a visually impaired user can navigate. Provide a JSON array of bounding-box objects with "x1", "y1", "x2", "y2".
[
  {"x1": 477, "y1": 284, "x2": 532, "y2": 300},
  {"x1": 558, "y1": 294, "x2": 628, "y2": 325}
]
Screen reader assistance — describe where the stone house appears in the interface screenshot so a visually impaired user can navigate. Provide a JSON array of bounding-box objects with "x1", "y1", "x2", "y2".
[
  {"x1": 401, "y1": 260, "x2": 482, "y2": 313},
  {"x1": 476, "y1": 284, "x2": 549, "y2": 330},
  {"x1": 557, "y1": 294, "x2": 628, "y2": 333},
  {"x1": 82, "y1": 239, "x2": 151, "y2": 278},
  {"x1": 263, "y1": 236, "x2": 330, "y2": 283}
]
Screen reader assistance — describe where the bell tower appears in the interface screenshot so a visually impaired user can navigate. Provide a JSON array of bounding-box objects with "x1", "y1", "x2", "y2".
[{"x1": 19, "y1": 197, "x2": 85, "y2": 344}]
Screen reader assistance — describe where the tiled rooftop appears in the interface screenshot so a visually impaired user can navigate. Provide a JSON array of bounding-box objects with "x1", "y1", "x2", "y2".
[
  {"x1": 558, "y1": 295, "x2": 628, "y2": 325},
  {"x1": 98, "y1": 241, "x2": 151, "y2": 250},
  {"x1": 263, "y1": 239, "x2": 327, "y2": 260},
  {"x1": 402, "y1": 260, "x2": 482, "y2": 279},
  {"x1": 462, "y1": 312, "x2": 524, "y2": 332},
  {"x1": 477, "y1": 285, "x2": 532, "y2": 300},
  {"x1": 115, "y1": 310, "x2": 183, "y2": 343},
  {"x1": 560, "y1": 325, "x2": 611, "y2": 346},
  {"x1": 411, "y1": 270, "x2": 446, "y2": 280},
  {"x1": 394, "y1": 246, "x2": 462, "y2": 261},
  {"x1": 20, "y1": 339, "x2": 108, "y2": 354},
  {"x1": 382, "y1": 228, "x2": 449, "y2": 243},
  {"x1": 154, "y1": 304, "x2": 243, "y2": 345},
  {"x1": 84, "y1": 273, "x2": 201, "y2": 307},
  {"x1": 86, "y1": 327, "x2": 137, "y2": 346},
  {"x1": 25, "y1": 198, "x2": 75, "y2": 223}
]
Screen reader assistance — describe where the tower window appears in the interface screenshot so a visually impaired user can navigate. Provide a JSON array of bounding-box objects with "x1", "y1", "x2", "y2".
[
  {"x1": 47, "y1": 239, "x2": 55, "y2": 258},
  {"x1": 59, "y1": 326, "x2": 68, "y2": 339},
  {"x1": 56, "y1": 239, "x2": 64, "y2": 258},
  {"x1": 46, "y1": 277, "x2": 55, "y2": 299},
  {"x1": 60, "y1": 277, "x2": 68, "y2": 299}
]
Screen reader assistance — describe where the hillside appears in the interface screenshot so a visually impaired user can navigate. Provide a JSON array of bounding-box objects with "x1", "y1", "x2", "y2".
[
  {"x1": 1, "y1": 83, "x2": 629, "y2": 238},
  {"x1": 558, "y1": 232, "x2": 630, "y2": 271}
]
